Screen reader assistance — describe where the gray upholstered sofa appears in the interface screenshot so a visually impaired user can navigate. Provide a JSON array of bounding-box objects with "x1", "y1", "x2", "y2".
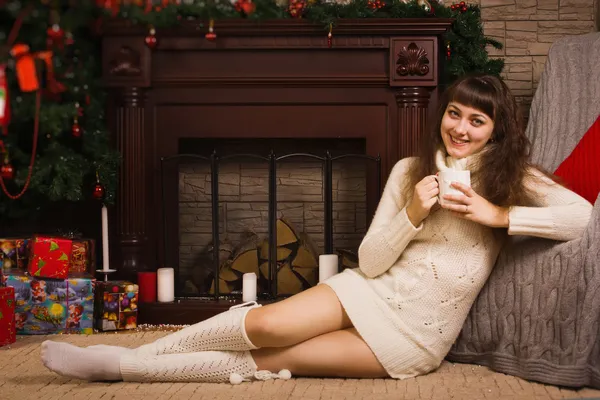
[{"x1": 447, "y1": 32, "x2": 600, "y2": 388}]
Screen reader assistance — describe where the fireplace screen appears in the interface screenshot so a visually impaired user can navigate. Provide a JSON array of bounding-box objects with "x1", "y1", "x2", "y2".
[{"x1": 161, "y1": 141, "x2": 381, "y2": 300}]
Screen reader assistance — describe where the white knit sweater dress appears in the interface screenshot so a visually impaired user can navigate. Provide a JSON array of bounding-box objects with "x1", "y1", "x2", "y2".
[{"x1": 323, "y1": 150, "x2": 593, "y2": 379}]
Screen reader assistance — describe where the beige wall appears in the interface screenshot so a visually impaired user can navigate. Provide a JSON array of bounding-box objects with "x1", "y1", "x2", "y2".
[{"x1": 443, "y1": 0, "x2": 598, "y2": 118}]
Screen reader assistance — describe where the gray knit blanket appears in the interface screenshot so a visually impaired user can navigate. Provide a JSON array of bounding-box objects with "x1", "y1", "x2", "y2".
[{"x1": 447, "y1": 32, "x2": 600, "y2": 388}]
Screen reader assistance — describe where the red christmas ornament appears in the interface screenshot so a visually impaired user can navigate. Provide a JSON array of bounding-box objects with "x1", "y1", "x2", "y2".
[
  {"x1": 93, "y1": 182, "x2": 105, "y2": 199},
  {"x1": 446, "y1": 42, "x2": 451, "y2": 59},
  {"x1": 451, "y1": 1, "x2": 468, "y2": 12},
  {"x1": 234, "y1": 0, "x2": 256, "y2": 16},
  {"x1": 46, "y1": 24, "x2": 66, "y2": 50},
  {"x1": 1, "y1": 160, "x2": 14, "y2": 180},
  {"x1": 288, "y1": 0, "x2": 306, "y2": 18},
  {"x1": 367, "y1": 0, "x2": 384, "y2": 9},
  {"x1": 72, "y1": 119, "x2": 81, "y2": 138},
  {"x1": 327, "y1": 23, "x2": 333, "y2": 48},
  {"x1": 205, "y1": 20, "x2": 217, "y2": 41},
  {"x1": 145, "y1": 27, "x2": 158, "y2": 49},
  {"x1": 93, "y1": 171, "x2": 105, "y2": 200}
]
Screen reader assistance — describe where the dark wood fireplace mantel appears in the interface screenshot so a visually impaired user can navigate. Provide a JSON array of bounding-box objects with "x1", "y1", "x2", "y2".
[{"x1": 102, "y1": 18, "x2": 452, "y2": 323}]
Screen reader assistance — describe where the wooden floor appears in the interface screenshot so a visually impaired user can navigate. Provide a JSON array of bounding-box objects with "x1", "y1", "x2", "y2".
[{"x1": 1, "y1": 331, "x2": 600, "y2": 400}]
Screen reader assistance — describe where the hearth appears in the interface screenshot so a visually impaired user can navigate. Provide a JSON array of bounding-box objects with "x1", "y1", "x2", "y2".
[
  {"x1": 163, "y1": 138, "x2": 380, "y2": 300},
  {"x1": 101, "y1": 18, "x2": 452, "y2": 324}
]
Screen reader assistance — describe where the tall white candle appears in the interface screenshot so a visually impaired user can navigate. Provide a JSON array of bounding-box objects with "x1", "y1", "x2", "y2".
[
  {"x1": 101, "y1": 205, "x2": 110, "y2": 271},
  {"x1": 242, "y1": 272, "x2": 257, "y2": 303},
  {"x1": 157, "y1": 267, "x2": 175, "y2": 302},
  {"x1": 319, "y1": 254, "x2": 339, "y2": 282}
]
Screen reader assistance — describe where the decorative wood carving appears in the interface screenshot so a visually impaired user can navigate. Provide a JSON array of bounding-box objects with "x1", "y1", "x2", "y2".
[
  {"x1": 102, "y1": 37, "x2": 151, "y2": 87},
  {"x1": 389, "y1": 37, "x2": 437, "y2": 87},
  {"x1": 109, "y1": 46, "x2": 142, "y2": 76},
  {"x1": 396, "y1": 42, "x2": 430, "y2": 76}
]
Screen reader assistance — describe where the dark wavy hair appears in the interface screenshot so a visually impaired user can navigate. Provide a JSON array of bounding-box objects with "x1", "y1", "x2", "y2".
[{"x1": 406, "y1": 74, "x2": 540, "y2": 207}]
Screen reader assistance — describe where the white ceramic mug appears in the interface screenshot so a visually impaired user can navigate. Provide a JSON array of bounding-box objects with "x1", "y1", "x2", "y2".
[{"x1": 436, "y1": 169, "x2": 471, "y2": 206}]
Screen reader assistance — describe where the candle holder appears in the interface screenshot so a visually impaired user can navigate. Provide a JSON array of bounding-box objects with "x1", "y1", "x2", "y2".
[{"x1": 96, "y1": 268, "x2": 117, "y2": 282}]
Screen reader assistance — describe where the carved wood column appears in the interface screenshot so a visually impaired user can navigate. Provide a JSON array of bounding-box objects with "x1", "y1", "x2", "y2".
[
  {"x1": 116, "y1": 87, "x2": 147, "y2": 281},
  {"x1": 389, "y1": 38, "x2": 437, "y2": 161},
  {"x1": 396, "y1": 87, "x2": 431, "y2": 159},
  {"x1": 102, "y1": 38, "x2": 152, "y2": 282}
]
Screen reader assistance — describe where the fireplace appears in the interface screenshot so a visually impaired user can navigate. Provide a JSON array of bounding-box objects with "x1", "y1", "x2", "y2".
[
  {"x1": 101, "y1": 18, "x2": 452, "y2": 324},
  {"x1": 168, "y1": 138, "x2": 378, "y2": 299}
]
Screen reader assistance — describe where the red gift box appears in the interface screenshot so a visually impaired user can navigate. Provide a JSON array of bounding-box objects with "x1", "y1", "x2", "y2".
[
  {"x1": 0, "y1": 286, "x2": 16, "y2": 347},
  {"x1": 27, "y1": 236, "x2": 73, "y2": 279}
]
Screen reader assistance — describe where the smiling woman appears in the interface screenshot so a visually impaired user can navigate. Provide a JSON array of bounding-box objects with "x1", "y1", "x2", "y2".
[
  {"x1": 39, "y1": 74, "x2": 592, "y2": 385},
  {"x1": 407, "y1": 74, "x2": 534, "y2": 208}
]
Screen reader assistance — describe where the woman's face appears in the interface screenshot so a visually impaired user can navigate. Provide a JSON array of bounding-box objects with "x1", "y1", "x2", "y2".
[{"x1": 440, "y1": 102, "x2": 495, "y2": 159}]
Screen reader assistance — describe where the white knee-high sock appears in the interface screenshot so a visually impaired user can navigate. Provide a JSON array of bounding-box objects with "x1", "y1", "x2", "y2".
[
  {"x1": 134, "y1": 302, "x2": 260, "y2": 357},
  {"x1": 120, "y1": 350, "x2": 292, "y2": 384},
  {"x1": 87, "y1": 344, "x2": 134, "y2": 355},
  {"x1": 41, "y1": 341, "x2": 122, "y2": 381}
]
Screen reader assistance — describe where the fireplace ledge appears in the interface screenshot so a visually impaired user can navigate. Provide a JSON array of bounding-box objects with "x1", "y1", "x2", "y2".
[{"x1": 138, "y1": 299, "x2": 278, "y2": 325}]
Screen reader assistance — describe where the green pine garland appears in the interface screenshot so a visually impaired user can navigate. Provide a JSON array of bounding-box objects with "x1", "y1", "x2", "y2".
[{"x1": 111, "y1": 0, "x2": 504, "y2": 83}]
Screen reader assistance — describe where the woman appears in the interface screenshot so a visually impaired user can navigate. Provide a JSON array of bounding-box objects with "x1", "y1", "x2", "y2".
[{"x1": 41, "y1": 74, "x2": 593, "y2": 383}]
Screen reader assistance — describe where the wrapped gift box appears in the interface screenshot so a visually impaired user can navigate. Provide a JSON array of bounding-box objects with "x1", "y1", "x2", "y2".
[
  {"x1": 94, "y1": 281, "x2": 138, "y2": 331},
  {"x1": 0, "y1": 286, "x2": 16, "y2": 346},
  {"x1": 70, "y1": 239, "x2": 95, "y2": 273},
  {"x1": 27, "y1": 236, "x2": 72, "y2": 279},
  {"x1": 6, "y1": 270, "x2": 95, "y2": 335},
  {"x1": 0, "y1": 238, "x2": 29, "y2": 270}
]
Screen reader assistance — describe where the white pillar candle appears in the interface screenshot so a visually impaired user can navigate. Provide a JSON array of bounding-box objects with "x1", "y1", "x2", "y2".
[
  {"x1": 319, "y1": 254, "x2": 339, "y2": 282},
  {"x1": 101, "y1": 205, "x2": 110, "y2": 271},
  {"x1": 242, "y1": 272, "x2": 257, "y2": 303},
  {"x1": 157, "y1": 267, "x2": 175, "y2": 302}
]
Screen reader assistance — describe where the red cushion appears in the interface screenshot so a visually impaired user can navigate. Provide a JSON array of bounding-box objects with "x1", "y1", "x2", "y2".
[{"x1": 553, "y1": 114, "x2": 600, "y2": 204}]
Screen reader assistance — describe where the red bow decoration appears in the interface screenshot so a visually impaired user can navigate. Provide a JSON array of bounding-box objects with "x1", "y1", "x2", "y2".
[{"x1": 10, "y1": 44, "x2": 66, "y2": 95}]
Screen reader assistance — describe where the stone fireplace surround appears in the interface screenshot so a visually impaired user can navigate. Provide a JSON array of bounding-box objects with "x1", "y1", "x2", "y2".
[{"x1": 101, "y1": 18, "x2": 452, "y2": 324}]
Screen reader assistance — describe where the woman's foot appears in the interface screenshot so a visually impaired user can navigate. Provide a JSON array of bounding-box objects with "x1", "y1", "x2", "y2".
[
  {"x1": 87, "y1": 344, "x2": 135, "y2": 355},
  {"x1": 41, "y1": 341, "x2": 122, "y2": 381}
]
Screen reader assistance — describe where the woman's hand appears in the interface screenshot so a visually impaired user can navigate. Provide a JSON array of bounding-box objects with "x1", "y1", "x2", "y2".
[
  {"x1": 441, "y1": 182, "x2": 510, "y2": 228},
  {"x1": 406, "y1": 175, "x2": 439, "y2": 227}
]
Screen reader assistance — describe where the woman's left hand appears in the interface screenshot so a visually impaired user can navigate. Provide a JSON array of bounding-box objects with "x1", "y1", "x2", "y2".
[{"x1": 441, "y1": 182, "x2": 510, "y2": 228}]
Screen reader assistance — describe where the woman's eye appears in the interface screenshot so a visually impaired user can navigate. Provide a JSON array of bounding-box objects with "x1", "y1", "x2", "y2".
[
  {"x1": 472, "y1": 119, "x2": 483, "y2": 126},
  {"x1": 449, "y1": 110, "x2": 459, "y2": 117}
]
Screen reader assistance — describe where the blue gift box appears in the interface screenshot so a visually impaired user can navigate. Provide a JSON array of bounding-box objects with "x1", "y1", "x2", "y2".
[{"x1": 5, "y1": 270, "x2": 95, "y2": 335}]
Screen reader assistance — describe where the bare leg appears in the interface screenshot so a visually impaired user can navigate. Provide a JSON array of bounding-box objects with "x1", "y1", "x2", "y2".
[
  {"x1": 245, "y1": 284, "x2": 352, "y2": 348},
  {"x1": 252, "y1": 328, "x2": 388, "y2": 378},
  {"x1": 95, "y1": 283, "x2": 351, "y2": 356}
]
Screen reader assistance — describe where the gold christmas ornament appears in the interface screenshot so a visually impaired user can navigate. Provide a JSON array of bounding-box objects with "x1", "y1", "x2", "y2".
[{"x1": 418, "y1": 0, "x2": 432, "y2": 12}]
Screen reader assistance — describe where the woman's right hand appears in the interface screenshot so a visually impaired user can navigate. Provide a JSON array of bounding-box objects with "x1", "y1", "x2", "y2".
[{"x1": 406, "y1": 175, "x2": 439, "y2": 227}]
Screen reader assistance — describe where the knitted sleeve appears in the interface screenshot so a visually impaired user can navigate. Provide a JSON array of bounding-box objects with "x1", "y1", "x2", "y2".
[
  {"x1": 357, "y1": 158, "x2": 423, "y2": 278},
  {"x1": 508, "y1": 168, "x2": 593, "y2": 241}
]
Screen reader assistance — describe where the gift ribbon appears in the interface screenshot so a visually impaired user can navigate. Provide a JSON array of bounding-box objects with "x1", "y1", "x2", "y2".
[{"x1": 0, "y1": 5, "x2": 40, "y2": 200}]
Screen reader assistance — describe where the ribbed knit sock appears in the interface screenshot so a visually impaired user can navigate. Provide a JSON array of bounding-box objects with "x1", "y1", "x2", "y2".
[
  {"x1": 134, "y1": 302, "x2": 260, "y2": 357},
  {"x1": 120, "y1": 350, "x2": 259, "y2": 383},
  {"x1": 41, "y1": 341, "x2": 122, "y2": 381},
  {"x1": 87, "y1": 344, "x2": 134, "y2": 355}
]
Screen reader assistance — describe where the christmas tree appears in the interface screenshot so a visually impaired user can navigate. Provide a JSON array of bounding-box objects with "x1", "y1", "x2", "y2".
[{"x1": 0, "y1": 1, "x2": 119, "y2": 221}]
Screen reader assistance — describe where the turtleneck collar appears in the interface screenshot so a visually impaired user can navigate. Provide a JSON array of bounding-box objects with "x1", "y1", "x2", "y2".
[{"x1": 434, "y1": 146, "x2": 486, "y2": 172}]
